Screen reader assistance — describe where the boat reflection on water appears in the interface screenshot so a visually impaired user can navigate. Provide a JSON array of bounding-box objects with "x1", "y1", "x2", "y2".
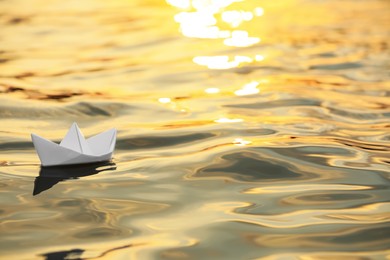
[
  {"x1": 39, "y1": 243, "x2": 135, "y2": 260},
  {"x1": 33, "y1": 161, "x2": 116, "y2": 196},
  {"x1": 40, "y1": 248, "x2": 84, "y2": 260}
]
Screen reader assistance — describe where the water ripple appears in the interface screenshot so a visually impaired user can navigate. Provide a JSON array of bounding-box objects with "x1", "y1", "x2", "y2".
[{"x1": 0, "y1": 0, "x2": 389, "y2": 259}]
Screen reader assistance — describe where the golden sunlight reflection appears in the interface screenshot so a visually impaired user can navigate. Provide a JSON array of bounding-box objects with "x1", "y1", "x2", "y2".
[
  {"x1": 235, "y1": 81, "x2": 260, "y2": 96},
  {"x1": 193, "y1": 56, "x2": 236, "y2": 69},
  {"x1": 157, "y1": 97, "x2": 191, "y2": 114},
  {"x1": 221, "y1": 10, "x2": 254, "y2": 28},
  {"x1": 167, "y1": 0, "x2": 264, "y2": 75},
  {"x1": 229, "y1": 203, "x2": 390, "y2": 228},
  {"x1": 174, "y1": 12, "x2": 228, "y2": 39},
  {"x1": 166, "y1": 0, "x2": 191, "y2": 9},
  {"x1": 233, "y1": 138, "x2": 252, "y2": 146},
  {"x1": 254, "y1": 7, "x2": 265, "y2": 16},
  {"x1": 224, "y1": 30, "x2": 260, "y2": 47},
  {"x1": 204, "y1": 87, "x2": 220, "y2": 94},
  {"x1": 255, "y1": 54, "x2": 264, "y2": 61},
  {"x1": 167, "y1": 0, "x2": 262, "y2": 44},
  {"x1": 158, "y1": 97, "x2": 172, "y2": 104},
  {"x1": 191, "y1": 0, "x2": 241, "y2": 10},
  {"x1": 2, "y1": 0, "x2": 390, "y2": 258},
  {"x1": 259, "y1": 252, "x2": 390, "y2": 260},
  {"x1": 244, "y1": 184, "x2": 372, "y2": 194},
  {"x1": 193, "y1": 55, "x2": 254, "y2": 69},
  {"x1": 221, "y1": 6, "x2": 263, "y2": 27},
  {"x1": 169, "y1": 0, "x2": 240, "y2": 39},
  {"x1": 215, "y1": 117, "x2": 244, "y2": 123}
]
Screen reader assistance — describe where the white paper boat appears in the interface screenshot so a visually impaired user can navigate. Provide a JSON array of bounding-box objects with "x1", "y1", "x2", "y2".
[{"x1": 31, "y1": 123, "x2": 116, "y2": 167}]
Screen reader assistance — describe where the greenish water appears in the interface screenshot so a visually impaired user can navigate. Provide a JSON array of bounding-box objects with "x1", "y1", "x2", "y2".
[{"x1": 0, "y1": 0, "x2": 389, "y2": 259}]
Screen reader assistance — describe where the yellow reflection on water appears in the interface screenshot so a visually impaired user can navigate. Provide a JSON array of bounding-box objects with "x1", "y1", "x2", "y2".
[
  {"x1": 1, "y1": 0, "x2": 389, "y2": 258},
  {"x1": 166, "y1": 0, "x2": 265, "y2": 87},
  {"x1": 255, "y1": 55, "x2": 264, "y2": 61},
  {"x1": 221, "y1": 10, "x2": 254, "y2": 28},
  {"x1": 244, "y1": 184, "x2": 372, "y2": 194},
  {"x1": 215, "y1": 117, "x2": 244, "y2": 123},
  {"x1": 193, "y1": 55, "x2": 254, "y2": 69},
  {"x1": 168, "y1": 0, "x2": 242, "y2": 39},
  {"x1": 158, "y1": 97, "x2": 172, "y2": 104},
  {"x1": 254, "y1": 7, "x2": 265, "y2": 16},
  {"x1": 235, "y1": 81, "x2": 260, "y2": 96},
  {"x1": 174, "y1": 11, "x2": 227, "y2": 39},
  {"x1": 258, "y1": 251, "x2": 390, "y2": 260},
  {"x1": 224, "y1": 30, "x2": 260, "y2": 47},
  {"x1": 204, "y1": 87, "x2": 220, "y2": 94},
  {"x1": 193, "y1": 56, "x2": 236, "y2": 69},
  {"x1": 167, "y1": 0, "x2": 262, "y2": 45},
  {"x1": 233, "y1": 138, "x2": 252, "y2": 146},
  {"x1": 166, "y1": 0, "x2": 191, "y2": 9}
]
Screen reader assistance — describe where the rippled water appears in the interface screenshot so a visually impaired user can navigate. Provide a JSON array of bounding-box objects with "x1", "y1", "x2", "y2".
[{"x1": 1, "y1": 0, "x2": 390, "y2": 259}]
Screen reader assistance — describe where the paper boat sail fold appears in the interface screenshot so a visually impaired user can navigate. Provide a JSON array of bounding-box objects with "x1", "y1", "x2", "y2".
[{"x1": 31, "y1": 123, "x2": 116, "y2": 167}]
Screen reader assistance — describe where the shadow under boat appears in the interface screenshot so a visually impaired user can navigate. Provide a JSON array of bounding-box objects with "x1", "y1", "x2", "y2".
[
  {"x1": 33, "y1": 161, "x2": 116, "y2": 196},
  {"x1": 40, "y1": 248, "x2": 84, "y2": 260}
]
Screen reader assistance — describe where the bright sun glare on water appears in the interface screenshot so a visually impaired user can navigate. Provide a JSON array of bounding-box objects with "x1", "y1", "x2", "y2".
[{"x1": 167, "y1": 0, "x2": 265, "y2": 74}]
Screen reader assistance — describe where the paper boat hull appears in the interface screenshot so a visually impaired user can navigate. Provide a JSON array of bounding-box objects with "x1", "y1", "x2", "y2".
[
  {"x1": 40, "y1": 153, "x2": 113, "y2": 167},
  {"x1": 31, "y1": 125, "x2": 116, "y2": 167}
]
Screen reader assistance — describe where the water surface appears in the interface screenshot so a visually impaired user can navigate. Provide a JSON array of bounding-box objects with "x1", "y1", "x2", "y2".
[{"x1": 0, "y1": 0, "x2": 389, "y2": 259}]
